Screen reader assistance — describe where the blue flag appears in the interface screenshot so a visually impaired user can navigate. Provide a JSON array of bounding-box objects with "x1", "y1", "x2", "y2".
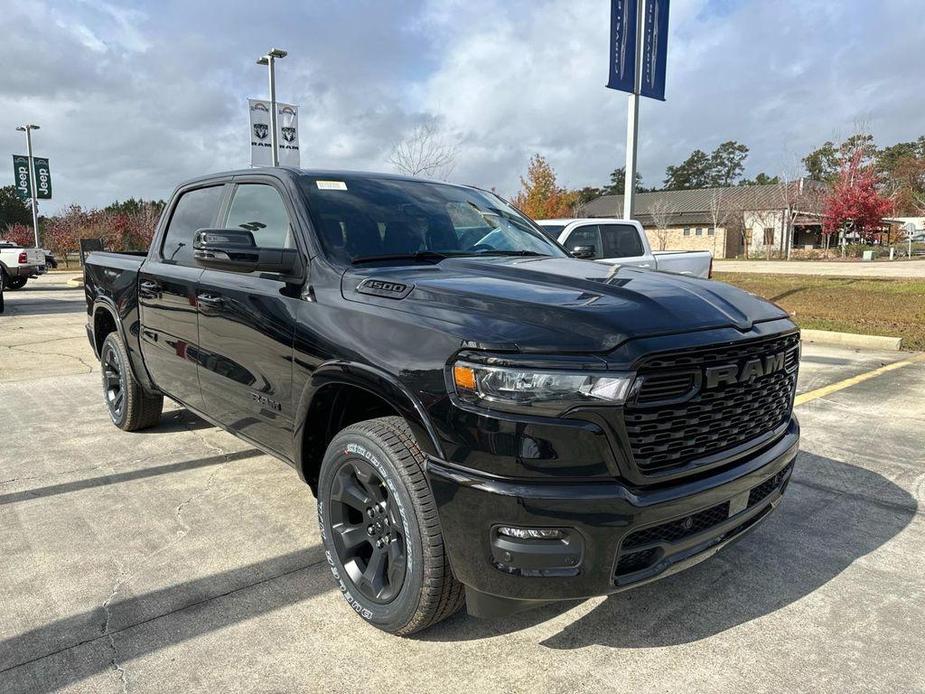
[
  {"x1": 606, "y1": 0, "x2": 638, "y2": 94},
  {"x1": 640, "y1": 0, "x2": 669, "y2": 101}
]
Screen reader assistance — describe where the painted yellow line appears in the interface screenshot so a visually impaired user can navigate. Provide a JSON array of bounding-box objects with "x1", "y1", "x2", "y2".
[{"x1": 795, "y1": 353, "x2": 925, "y2": 407}]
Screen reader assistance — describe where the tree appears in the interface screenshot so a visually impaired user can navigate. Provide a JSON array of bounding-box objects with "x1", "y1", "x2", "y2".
[
  {"x1": 707, "y1": 188, "x2": 732, "y2": 257},
  {"x1": 803, "y1": 132, "x2": 876, "y2": 183},
  {"x1": 740, "y1": 172, "x2": 780, "y2": 186},
  {"x1": 0, "y1": 185, "x2": 32, "y2": 231},
  {"x1": 512, "y1": 154, "x2": 576, "y2": 220},
  {"x1": 875, "y1": 137, "x2": 925, "y2": 216},
  {"x1": 664, "y1": 149, "x2": 712, "y2": 190},
  {"x1": 0, "y1": 223, "x2": 34, "y2": 247},
  {"x1": 709, "y1": 141, "x2": 750, "y2": 187},
  {"x1": 663, "y1": 141, "x2": 749, "y2": 189},
  {"x1": 604, "y1": 167, "x2": 644, "y2": 195},
  {"x1": 388, "y1": 121, "x2": 458, "y2": 180},
  {"x1": 822, "y1": 151, "x2": 892, "y2": 248},
  {"x1": 648, "y1": 198, "x2": 675, "y2": 251}
]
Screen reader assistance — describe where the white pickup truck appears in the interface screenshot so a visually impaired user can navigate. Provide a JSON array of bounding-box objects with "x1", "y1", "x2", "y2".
[
  {"x1": 0, "y1": 241, "x2": 47, "y2": 289},
  {"x1": 536, "y1": 218, "x2": 713, "y2": 278}
]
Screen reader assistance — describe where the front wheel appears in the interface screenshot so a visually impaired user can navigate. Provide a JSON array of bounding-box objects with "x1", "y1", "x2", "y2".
[
  {"x1": 100, "y1": 332, "x2": 163, "y2": 431},
  {"x1": 317, "y1": 416, "x2": 464, "y2": 635}
]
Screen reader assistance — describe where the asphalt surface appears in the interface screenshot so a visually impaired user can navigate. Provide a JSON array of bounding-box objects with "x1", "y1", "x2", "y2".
[
  {"x1": 2, "y1": 272, "x2": 924, "y2": 693},
  {"x1": 714, "y1": 257, "x2": 925, "y2": 278}
]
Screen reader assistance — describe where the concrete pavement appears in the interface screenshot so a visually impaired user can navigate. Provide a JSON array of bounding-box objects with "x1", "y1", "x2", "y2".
[
  {"x1": 714, "y1": 258, "x2": 925, "y2": 278},
  {"x1": 1, "y1": 272, "x2": 924, "y2": 693}
]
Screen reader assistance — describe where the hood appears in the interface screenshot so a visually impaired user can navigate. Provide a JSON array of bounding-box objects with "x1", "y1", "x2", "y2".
[{"x1": 342, "y1": 256, "x2": 788, "y2": 353}]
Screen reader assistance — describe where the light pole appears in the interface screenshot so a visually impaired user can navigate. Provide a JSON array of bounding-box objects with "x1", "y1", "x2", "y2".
[
  {"x1": 622, "y1": 0, "x2": 645, "y2": 220},
  {"x1": 15, "y1": 124, "x2": 41, "y2": 247},
  {"x1": 256, "y1": 48, "x2": 287, "y2": 166}
]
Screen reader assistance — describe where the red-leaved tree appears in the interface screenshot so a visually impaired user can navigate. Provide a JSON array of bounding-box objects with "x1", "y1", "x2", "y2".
[
  {"x1": 0, "y1": 223, "x2": 35, "y2": 247},
  {"x1": 822, "y1": 152, "x2": 891, "y2": 245}
]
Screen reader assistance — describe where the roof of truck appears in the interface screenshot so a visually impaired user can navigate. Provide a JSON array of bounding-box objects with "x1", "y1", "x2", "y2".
[{"x1": 177, "y1": 167, "x2": 474, "y2": 190}]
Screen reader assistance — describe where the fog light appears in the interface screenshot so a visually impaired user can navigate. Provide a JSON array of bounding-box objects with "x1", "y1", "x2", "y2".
[{"x1": 497, "y1": 526, "x2": 566, "y2": 540}]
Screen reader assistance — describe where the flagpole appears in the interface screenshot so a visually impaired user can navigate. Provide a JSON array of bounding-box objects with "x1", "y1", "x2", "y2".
[
  {"x1": 622, "y1": 0, "x2": 645, "y2": 221},
  {"x1": 16, "y1": 124, "x2": 41, "y2": 247}
]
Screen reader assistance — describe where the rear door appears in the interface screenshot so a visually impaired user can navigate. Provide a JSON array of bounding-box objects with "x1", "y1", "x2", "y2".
[
  {"x1": 139, "y1": 183, "x2": 226, "y2": 411},
  {"x1": 195, "y1": 178, "x2": 304, "y2": 458},
  {"x1": 598, "y1": 223, "x2": 652, "y2": 268}
]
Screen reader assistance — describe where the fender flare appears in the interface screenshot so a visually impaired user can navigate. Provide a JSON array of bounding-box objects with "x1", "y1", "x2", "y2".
[
  {"x1": 90, "y1": 298, "x2": 156, "y2": 392},
  {"x1": 293, "y1": 360, "x2": 445, "y2": 484}
]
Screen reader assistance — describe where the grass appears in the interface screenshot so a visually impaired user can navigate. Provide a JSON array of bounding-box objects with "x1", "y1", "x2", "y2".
[{"x1": 714, "y1": 273, "x2": 925, "y2": 351}]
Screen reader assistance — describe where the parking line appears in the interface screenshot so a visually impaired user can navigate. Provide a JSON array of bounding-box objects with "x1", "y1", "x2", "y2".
[{"x1": 795, "y1": 353, "x2": 925, "y2": 407}]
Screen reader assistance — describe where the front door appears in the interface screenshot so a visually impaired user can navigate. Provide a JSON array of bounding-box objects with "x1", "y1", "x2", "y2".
[
  {"x1": 196, "y1": 180, "x2": 302, "y2": 457},
  {"x1": 139, "y1": 184, "x2": 226, "y2": 411}
]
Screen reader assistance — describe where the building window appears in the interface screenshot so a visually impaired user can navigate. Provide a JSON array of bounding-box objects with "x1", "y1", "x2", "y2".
[
  {"x1": 695, "y1": 227, "x2": 703, "y2": 236},
  {"x1": 708, "y1": 227, "x2": 715, "y2": 236},
  {"x1": 683, "y1": 227, "x2": 690, "y2": 236},
  {"x1": 764, "y1": 228, "x2": 774, "y2": 245}
]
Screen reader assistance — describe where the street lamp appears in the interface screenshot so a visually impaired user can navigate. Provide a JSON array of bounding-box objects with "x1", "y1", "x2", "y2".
[
  {"x1": 256, "y1": 49, "x2": 287, "y2": 166},
  {"x1": 15, "y1": 124, "x2": 41, "y2": 248}
]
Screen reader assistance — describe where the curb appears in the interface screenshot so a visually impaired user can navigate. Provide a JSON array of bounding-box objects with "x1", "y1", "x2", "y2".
[
  {"x1": 66, "y1": 278, "x2": 84, "y2": 288},
  {"x1": 801, "y1": 329, "x2": 902, "y2": 351}
]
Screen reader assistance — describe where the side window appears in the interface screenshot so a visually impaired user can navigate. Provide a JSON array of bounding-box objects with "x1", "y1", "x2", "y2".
[
  {"x1": 161, "y1": 186, "x2": 225, "y2": 265},
  {"x1": 599, "y1": 224, "x2": 645, "y2": 258},
  {"x1": 225, "y1": 184, "x2": 295, "y2": 249},
  {"x1": 563, "y1": 225, "x2": 602, "y2": 258}
]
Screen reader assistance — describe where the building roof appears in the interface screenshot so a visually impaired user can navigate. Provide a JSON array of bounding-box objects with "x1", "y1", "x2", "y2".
[{"x1": 581, "y1": 180, "x2": 826, "y2": 221}]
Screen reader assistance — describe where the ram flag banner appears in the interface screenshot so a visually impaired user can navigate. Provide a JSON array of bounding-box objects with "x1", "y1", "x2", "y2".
[
  {"x1": 12, "y1": 155, "x2": 53, "y2": 200},
  {"x1": 606, "y1": 0, "x2": 638, "y2": 93},
  {"x1": 640, "y1": 0, "x2": 670, "y2": 101},
  {"x1": 249, "y1": 99, "x2": 300, "y2": 167}
]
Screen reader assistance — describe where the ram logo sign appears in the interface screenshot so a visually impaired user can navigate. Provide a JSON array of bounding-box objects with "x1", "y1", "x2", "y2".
[{"x1": 704, "y1": 351, "x2": 786, "y2": 390}]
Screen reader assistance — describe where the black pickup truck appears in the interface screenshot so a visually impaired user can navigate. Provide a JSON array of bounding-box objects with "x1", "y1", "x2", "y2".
[{"x1": 85, "y1": 168, "x2": 800, "y2": 635}]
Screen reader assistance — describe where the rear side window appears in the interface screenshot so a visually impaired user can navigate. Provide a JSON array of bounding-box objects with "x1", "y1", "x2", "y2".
[
  {"x1": 600, "y1": 224, "x2": 644, "y2": 258},
  {"x1": 564, "y1": 225, "x2": 602, "y2": 258},
  {"x1": 161, "y1": 186, "x2": 224, "y2": 265},
  {"x1": 224, "y1": 184, "x2": 295, "y2": 249}
]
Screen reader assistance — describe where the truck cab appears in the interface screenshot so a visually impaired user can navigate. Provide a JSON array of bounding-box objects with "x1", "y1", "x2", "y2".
[{"x1": 536, "y1": 218, "x2": 713, "y2": 278}]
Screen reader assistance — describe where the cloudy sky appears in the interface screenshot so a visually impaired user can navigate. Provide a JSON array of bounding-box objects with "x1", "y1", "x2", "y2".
[{"x1": 1, "y1": 0, "x2": 922, "y2": 214}]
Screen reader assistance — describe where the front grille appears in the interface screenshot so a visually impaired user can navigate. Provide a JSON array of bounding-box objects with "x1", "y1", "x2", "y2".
[
  {"x1": 624, "y1": 333, "x2": 799, "y2": 475},
  {"x1": 614, "y1": 461, "x2": 794, "y2": 578}
]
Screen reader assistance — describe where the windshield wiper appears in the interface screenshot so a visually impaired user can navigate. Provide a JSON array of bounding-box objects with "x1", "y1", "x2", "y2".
[{"x1": 351, "y1": 250, "x2": 456, "y2": 265}]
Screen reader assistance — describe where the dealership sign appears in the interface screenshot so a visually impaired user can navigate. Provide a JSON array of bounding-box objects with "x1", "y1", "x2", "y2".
[
  {"x1": 12, "y1": 155, "x2": 52, "y2": 200},
  {"x1": 607, "y1": 0, "x2": 670, "y2": 101},
  {"x1": 249, "y1": 99, "x2": 300, "y2": 167}
]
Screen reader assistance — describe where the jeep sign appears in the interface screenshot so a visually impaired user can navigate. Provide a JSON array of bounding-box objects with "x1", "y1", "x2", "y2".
[{"x1": 11, "y1": 155, "x2": 52, "y2": 200}]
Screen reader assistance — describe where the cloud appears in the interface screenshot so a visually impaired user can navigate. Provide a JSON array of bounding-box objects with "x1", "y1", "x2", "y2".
[{"x1": 0, "y1": 0, "x2": 921, "y2": 214}]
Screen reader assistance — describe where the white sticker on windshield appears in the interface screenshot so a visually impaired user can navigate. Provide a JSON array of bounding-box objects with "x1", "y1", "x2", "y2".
[{"x1": 316, "y1": 180, "x2": 348, "y2": 190}]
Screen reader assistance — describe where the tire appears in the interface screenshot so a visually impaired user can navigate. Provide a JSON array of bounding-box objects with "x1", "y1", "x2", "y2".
[
  {"x1": 100, "y1": 332, "x2": 163, "y2": 431},
  {"x1": 317, "y1": 416, "x2": 465, "y2": 635},
  {"x1": 6, "y1": 276, "x2": 26, "y2": 290}
]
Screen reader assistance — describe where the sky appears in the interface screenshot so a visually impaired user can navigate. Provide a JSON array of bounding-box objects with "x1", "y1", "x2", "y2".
[{"x1": 0, "y1": 0, "x2": 922, "y2": 214}]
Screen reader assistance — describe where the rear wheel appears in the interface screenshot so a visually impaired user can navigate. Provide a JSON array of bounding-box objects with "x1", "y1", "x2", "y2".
[
  {"x1": 318, "y1": 416, "x2": 464, "y2": 635},
  {"x1": 6, "y1": 276, "x2": 27, "y2": 290},
  {"x1": 100, "y1": 332, "x2": 163, "y2": 431}
]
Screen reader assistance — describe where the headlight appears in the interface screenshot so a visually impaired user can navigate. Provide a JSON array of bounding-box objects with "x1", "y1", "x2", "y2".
[{"x1": 452, "y1": 361, "x2": 635, "y2": 414}]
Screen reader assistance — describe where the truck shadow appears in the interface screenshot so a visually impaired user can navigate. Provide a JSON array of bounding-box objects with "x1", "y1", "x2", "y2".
[{"x1": 423, "y1": 452, "x2": 917, "y2": 647}]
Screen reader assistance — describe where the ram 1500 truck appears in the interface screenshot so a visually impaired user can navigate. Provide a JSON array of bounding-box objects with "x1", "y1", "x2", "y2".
[
  {"x1": 536, "y1": 218, "x2": 713, "y2": 277},
  {"x1": 85, "y1": 168, "x2": 800, "y2": 635},
  {"x1": 0, "y1": 241, "x2": 46, "y2": 289}
]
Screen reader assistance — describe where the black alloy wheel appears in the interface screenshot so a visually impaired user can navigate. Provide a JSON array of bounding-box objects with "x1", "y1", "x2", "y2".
[
  {"x1": 102, "y1": 339, "x2": 127, "y2": 422},
  {"x1": 328, "y1": 459, "x2": 407, "y2": 603}
]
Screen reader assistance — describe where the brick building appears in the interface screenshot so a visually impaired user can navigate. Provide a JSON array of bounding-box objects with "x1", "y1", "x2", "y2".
[{"x1": 581, "y1": 181, "x2": 826, "y2": 259}]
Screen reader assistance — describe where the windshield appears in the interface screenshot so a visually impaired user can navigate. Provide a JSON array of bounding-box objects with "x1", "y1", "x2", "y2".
[{"x1": 299, "y1": 175, "x2": 566, "y2": 264}]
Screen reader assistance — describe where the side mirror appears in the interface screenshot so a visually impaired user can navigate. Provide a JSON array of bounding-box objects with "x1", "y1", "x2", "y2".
[
  {"x1": 571, "y1": 245, "x2": 596, "y2": 259},
  {"x1": 193, "y1": 229, "x2": 299, "y2": 275}
]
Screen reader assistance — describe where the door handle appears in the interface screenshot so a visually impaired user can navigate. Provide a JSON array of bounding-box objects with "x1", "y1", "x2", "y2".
[
  {"x1": 197, "y1": 293, "x2": 224, "y2": 308},
  {"x1": 139, "y1": 279, "x2": 160, "y2": 298}
]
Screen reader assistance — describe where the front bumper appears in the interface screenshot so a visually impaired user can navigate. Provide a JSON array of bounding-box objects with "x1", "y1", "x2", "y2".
[{"x1": 427, "y1": 416, "x2": 799, "y2": 609}]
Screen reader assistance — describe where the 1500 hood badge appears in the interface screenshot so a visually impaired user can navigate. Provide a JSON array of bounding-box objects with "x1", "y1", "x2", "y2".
[{"x1": 357, "y1": 278, "x2": 414, "y2": 299}]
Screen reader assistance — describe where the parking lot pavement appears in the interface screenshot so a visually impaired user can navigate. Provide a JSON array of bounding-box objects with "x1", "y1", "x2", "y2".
[{"x1": 1, "y1": 273, "x2": 924, "y2": 693}]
